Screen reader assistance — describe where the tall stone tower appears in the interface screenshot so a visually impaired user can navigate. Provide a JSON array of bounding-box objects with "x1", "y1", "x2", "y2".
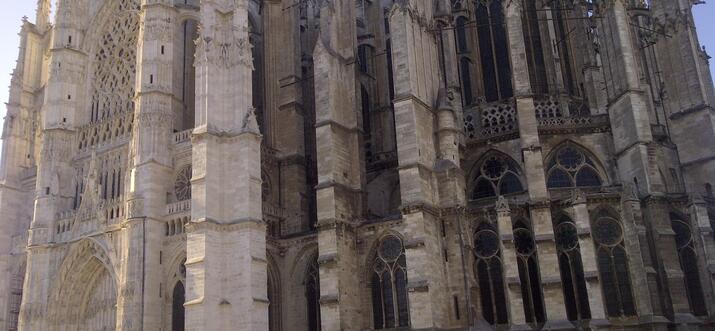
[{"x1": 0, "y1": 0, "x2": 714, "y2": 330}]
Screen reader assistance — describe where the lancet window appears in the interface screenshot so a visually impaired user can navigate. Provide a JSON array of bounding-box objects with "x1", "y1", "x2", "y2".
[
  {"x1": 670, "y1": 214, "x2": 707, "y2": 316},
  {"x1": 522, "y1": 0, "x2": 548, "y2": 95},
  {"x1": 554, "y1": 214, "x2": 591, "y2": 322},
  {"x1": 592, "y1": 216, "x2": 636, "y2": 317},
  {"x1": 473, "y1": 222, "x2": 508, "y2": 325},
  {"x1": 513, "y1": 220, "x2": 546, "y2": 326},
  {"x1": 172, "y1": 282, "x2": 185, "y2": 331},
  {"x1": 472, "y1": 153, "x2": 524, "y2": 200},
  {"x1": 371, "y1": 236, "x2": 409, "y2": 329},
  {"x1": 546, "y1": 146, "x2": 602, "y2": 188},
  {"x1": 454, "y1": 0, "x2": 514, "y2": 106},
  {"x1": 306, "y1": 258, "x2": 321, "y2": 331}
]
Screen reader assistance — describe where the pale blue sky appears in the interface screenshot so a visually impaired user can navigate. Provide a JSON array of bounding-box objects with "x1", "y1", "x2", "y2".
[{"x1": 0, "y1": 2, "x2": 713, "y2": 138}]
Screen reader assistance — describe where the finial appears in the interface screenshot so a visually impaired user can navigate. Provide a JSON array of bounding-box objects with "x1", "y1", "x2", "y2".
[{"x1": 496, "y1": 195, "x2": 510, "y2": 213}]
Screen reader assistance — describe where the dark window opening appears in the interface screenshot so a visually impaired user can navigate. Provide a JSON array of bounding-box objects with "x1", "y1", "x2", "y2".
[
  {"x1": 172, "y1": 282, "x2": 185, "y2": 331},
  {"x1": 372, "y1": 236, "x2": 409, "y2": 329}
]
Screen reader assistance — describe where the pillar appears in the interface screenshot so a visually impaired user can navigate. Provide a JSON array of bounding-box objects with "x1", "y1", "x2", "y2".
[
  {"x1": 496, "y1": 197, "x2": 528, "y2": 328},
  {"x1": 184, "y1": 0, "x2": 267, "y2": 330},
  {"x1": 389, "y1": 2, "x2": 451, "y2": 328},
  {"x1": 570, "y1": 191, "x2": 608, "y2": 328},
  {"x1": 688, "y1": 195, "x2": 715, "y2": 317},
  {"x1": 119, "y1": 1, "x2": 177, "y2": 329},
  {"x1": 312, "y1": 1, "x2": 363, "y2": 330},
  {"x1": 504, "y1": 1, "x2": 570, "y2": 327}
]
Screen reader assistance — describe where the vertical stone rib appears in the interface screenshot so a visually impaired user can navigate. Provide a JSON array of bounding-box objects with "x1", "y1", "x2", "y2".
[
  {"x1": 312, "y1": 1, "x2": 362, "y2": 330},
  {"x1": 185, "y1": 1, "x2": 267, "y2": 330},
  {"x1": 504, "y1": 1, "x2": 569, "y2": 326}
]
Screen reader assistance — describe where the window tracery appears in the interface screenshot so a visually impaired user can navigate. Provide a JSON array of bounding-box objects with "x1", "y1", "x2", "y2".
[
  {"x1": 90, "y1": 0, "x2": 140, "y2": 124},
  {"x1": 546, "y1": 146, "x2": 602, "y2": 188},
  {"x1": 371, "y1": 236, "x2": 409, "y2": 329},
  {"x1": 175, "y1": 165, "x2": 192, "y2": 201},
  {"x1": 513, "y1": 221, "x2": 546, "y2": 326},
  {"x1": 553, "y1": 215, "x2": 591, "y2": 323},
  {"x1": 593, "y1": 216, "x2": 636, "y2": 317},
  {"x1": 472, "y1": 153, "x2": 524, "y2": 200},
  {"x1": 473, "y1": 222, "x2": 508, "y2": 325},
  {"x1": 670, "y1": 215, "x2": 707, "y2": 316},
  {"x1": 306, "y1": 258, "x2": 321, "y2": 331},
  {"x1": 453, "y1": 0, "x2": 514, "y2": 107}
]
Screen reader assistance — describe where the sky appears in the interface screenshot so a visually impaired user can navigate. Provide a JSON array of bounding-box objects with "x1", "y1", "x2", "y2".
[{"x1": 0, "y1": 1, "x2": 714, "y2": 143}]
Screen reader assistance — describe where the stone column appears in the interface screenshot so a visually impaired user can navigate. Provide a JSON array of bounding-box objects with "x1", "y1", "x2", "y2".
[
  {"x1": 271, "y1": 4, "x2": 310, "y2": 235},
  {"x1": 688, "y1": 195, "x2": 715, "y2": 316},
  {"x1": 312, "y1": 1, "x2": 363, "y2": 330},
  {"x1": 387, "y1": 2, "x2": 451, "y2": 329},
  {"x1": 619, "y1": 185, "x2": 663, "y2": 322},
  {"x1": 119, "y1": 1, "x2": 176, "y2": 330},
  {"x1": 19, "y1": 4, "x2": 89, "y2": 328},
  {"x1": 184, "y1": 1, "x2": 267, "y2": 330},
  {"x1": 503, "y1": 2, "x2": 570, "y2": 327},
  {"x1": 570, "y1": 191, "x2": 608, "y2": 328},
  {"x1": 495, "y1": 197, "x2": 528, "y2": 328}
]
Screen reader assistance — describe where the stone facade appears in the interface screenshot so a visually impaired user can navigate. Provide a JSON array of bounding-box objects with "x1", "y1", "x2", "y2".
[{"x1": 0, "y1": 0, "x2": 714, "y2": 330}]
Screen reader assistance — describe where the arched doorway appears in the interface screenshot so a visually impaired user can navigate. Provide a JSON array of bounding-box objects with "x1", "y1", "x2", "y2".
[{"x1": 48, "y1": 240, "x2": 119, "y2": 331}]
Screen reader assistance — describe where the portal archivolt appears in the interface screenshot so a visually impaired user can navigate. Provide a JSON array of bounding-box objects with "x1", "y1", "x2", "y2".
[{"x1": 48, "y1": 239, "x2": 118, "y2": 331}]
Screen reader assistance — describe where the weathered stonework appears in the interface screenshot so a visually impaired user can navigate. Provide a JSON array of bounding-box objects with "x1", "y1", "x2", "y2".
[{"x1": 0, "y1": 0, "x2": 715, "y2": 330}]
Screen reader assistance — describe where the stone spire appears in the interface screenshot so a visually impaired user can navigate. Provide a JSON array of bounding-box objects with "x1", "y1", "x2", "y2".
[{"x1": 36, "y1": 0, "x2": 51, "y2": 32}]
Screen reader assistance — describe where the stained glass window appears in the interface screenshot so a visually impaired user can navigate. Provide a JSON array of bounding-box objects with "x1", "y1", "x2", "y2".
[
  {"x1": 306, "y1": 259, "x2": 321, "y2": 331},
  {"x1": 513, "y1": 221, "x2": 546, "y2": 326},
  {"x1": 593, "y1": 217, "x2": 636, "y2": 317},
  {"x1": 453, "y1": 0, "x2": 513, "y2": 105},
  {"x1": 670, "y1": 216, "x2": 707, "y2": 316},
  {"x1": 554, "y1": 215, "x2": 591, "y2": 322},
  {"x1": 372, "y1": 236, "x2": 409, "y2": 329},
  {"x1": 546, "y1": 146, "x2": 603, "y2": 189},
  {"x1": 473, "y1": 223, "x2": 508, "y2": 325},
  {"x1": 472, "y1": 154, "x2": 524, "y2": 200}
]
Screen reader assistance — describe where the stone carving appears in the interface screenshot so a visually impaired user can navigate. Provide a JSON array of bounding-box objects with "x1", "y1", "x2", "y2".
[
  {"x1": 242, "y1": 107, "x2": 260, "y2": 133},
  {"x1": 196, "y1": 11, "x2": 253, "y2": 69}
]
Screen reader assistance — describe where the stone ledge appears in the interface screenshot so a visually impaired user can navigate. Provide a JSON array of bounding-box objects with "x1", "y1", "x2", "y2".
[
  {"x1": 186, "y1": 217, "x2": 265, "y2": 233},
  {"x1": 407, "y1": 279, "x2": 429, "y2": 292}
]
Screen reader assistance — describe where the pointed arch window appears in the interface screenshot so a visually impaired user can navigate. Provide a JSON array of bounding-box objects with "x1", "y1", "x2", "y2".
[
  {"x1": 476, "y1": 0, "x2": 513, "y2": 102},
  {"x1": 546, "y1": 146, "x2": 603, "y2": 188},
  {"x1": 306, "y1": 258, "x2": 321, "y2": 331},
  {"x1": 521, "y1": 0, "x2": 548, "y2": 94},
  {"x1": 456, "y1": 16, "x2": 469, "y2": 53},
  {"x1": 554, "y1": 214, "x2": 591, "y2": 322},
  {"x1": 472, "y1": 153, "x2": 524, "y2": 200},
  {"x1": 513, "y1": 221, "x2": 546, "y2": 326},
  {"x1": 514, "y1": 221, "x2": 546, "y2": 325},
  {"x1": 460, "y1": 58, "x2": 474, "y2": 106},
  {"x1": 592, "y1": 217, "x2": 636, "y2": 317},
  {"x1": 453, "y1": 0, "x2": 513, "y2": 105},
  {"x1": 670, "y1": 215, "x2": 707, "y2": 316},
  {"x1": 473, "y1": 223, "x2": 508, "y2": 325},
  {"x1": 172, "y1": 282, "x2": 185, "y2": 331},
  {"x1": 371, "y1": 236, "x2": 409, "y2": 329}
]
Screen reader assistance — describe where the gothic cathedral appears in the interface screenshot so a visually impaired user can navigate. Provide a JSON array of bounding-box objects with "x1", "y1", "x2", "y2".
[{"x1": 0, "y1": 0, "x2": 714, "y2": 330}]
